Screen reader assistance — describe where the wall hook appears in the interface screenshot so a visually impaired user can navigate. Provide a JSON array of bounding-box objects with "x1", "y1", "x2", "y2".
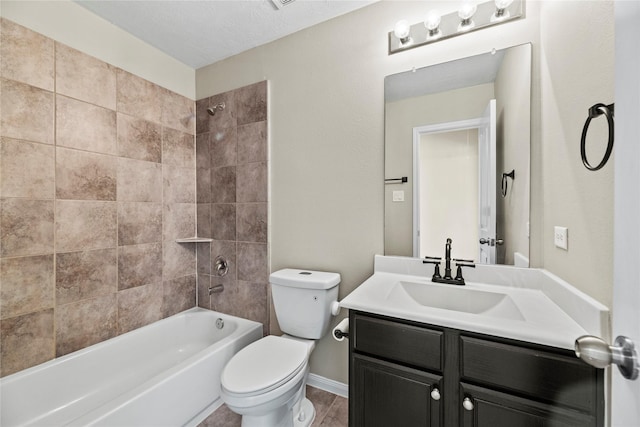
[{"x1": 501, "y1": 170, "x2": 515, "y2": 197}]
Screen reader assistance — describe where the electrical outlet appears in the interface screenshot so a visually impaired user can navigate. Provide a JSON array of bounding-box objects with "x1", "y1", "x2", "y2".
[
  {"x1": 392, "y1": 191, "x2": 405, "y2": 202},
  {"x1": 554, "y1": 226, "x2": 568, "y2": 250}
]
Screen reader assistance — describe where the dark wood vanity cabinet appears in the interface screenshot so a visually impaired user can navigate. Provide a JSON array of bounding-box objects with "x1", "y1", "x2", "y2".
[{"x1": 349, "y1": 311, "x2": 604, "y2": 427}]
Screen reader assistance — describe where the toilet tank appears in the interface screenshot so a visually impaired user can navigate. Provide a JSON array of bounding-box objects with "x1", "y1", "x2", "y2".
[{"x1": 270, "y1": 269, "x2": 340, "y2": 339}]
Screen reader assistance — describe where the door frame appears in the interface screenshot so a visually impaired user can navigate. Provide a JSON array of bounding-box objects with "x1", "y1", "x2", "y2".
[{"x1": 412, "y1": 117, "x2": 483, "y2": 258}]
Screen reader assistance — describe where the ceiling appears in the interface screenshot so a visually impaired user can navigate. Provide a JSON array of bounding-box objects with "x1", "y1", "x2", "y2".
[
  {"x1": 76, "y1": 0, "x2": 376, "y2": 69},
  {"x1": 385, "y1": 48, "x2": 506, "y2": 102}
]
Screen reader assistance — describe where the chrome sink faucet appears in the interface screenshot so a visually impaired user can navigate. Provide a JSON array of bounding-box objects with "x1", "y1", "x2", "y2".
[{"x1": 423, "y1": 238, "x2": 475, "y2": 285}]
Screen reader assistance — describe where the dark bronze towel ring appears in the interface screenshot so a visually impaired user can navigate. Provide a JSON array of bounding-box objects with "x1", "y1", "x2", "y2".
[{"x1": 581, "y1": 103, "x2": 614, "y2": 171}]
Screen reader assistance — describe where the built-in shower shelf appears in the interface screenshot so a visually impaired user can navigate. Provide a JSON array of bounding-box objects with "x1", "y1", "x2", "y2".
[{"x1": 175, "y1": 237, "x2": 213, "y2": 243}]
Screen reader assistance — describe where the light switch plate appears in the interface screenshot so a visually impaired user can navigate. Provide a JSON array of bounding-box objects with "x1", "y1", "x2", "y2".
[
  {"x1": 554, "y1": 226, "x2": 568, "y2": 250},
  {"x1": 392, "y1": 191, "x2": 405, "y2": 202}
]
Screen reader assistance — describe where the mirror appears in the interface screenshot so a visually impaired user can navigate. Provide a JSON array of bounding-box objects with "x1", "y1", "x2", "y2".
[{"x1": 384, "y1": 43, "x2": 531, "y2": 266}]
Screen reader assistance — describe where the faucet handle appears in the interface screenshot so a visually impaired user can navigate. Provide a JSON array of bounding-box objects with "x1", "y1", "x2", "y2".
[
  {"x1": 453, "y1": 258, "x2": 474, "y2": 263},
  {"x1": 454, "y1": 261, "x2": 475, "y2": 283},
  {"x1": 422, "y1": 256, "x2": 442, "y2": 279}
]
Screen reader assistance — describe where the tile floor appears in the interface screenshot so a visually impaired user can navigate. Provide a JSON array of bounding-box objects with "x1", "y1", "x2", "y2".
[{"x1": 198, "y1": 385, "x2": 348, "y2": 427}]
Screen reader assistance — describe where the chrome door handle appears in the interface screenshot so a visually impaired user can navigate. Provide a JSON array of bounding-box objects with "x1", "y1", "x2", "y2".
[{"x1": 575, "y1": 335, "x2": 639, "y2": 380}]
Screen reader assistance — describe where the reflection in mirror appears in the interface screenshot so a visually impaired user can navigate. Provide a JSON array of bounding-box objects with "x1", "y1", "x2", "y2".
[{"x1": 384, "y1": 43, "x2": 531, "y2": 266}]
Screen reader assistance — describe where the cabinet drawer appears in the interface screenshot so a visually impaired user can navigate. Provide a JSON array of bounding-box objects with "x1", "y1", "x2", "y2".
[
  {"x1": 353, "y1": 313, "x2": 442, "y2": 371},
  {"x1": 460, "y1": 336, "x2": 601, "y2": 413}
]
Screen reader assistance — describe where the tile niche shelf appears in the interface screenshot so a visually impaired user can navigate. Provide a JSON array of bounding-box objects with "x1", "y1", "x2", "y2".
[{"x1": 175, "y1": 237, "x2": 213, "y2": 243}]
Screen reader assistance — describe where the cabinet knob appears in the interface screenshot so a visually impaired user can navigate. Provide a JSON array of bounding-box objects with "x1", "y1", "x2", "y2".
[
  {"x1": 462, "y1": 397, "x2": 474, "y2": 411},
  {"x1": 430, "y1": 388, "x2": 441, "y2": 401}
]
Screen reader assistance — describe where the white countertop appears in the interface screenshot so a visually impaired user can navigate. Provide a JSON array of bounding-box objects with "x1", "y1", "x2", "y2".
[{"x1": 340, "y1": 255, "x2": 610, "y2": 350}]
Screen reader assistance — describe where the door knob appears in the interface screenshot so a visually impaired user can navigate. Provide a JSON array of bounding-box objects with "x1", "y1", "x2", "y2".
[
  {"x1": 462, "y1": 397, "x2": 474, "y2": 411},
  {"x1": 479, "y1": 238, "x2": 504, "y2": 246},
  {"x1": 575, "y1": 335, "x2": 639, "y2": 380},
  {"x1": 430, "y1": 388, "x2": 441, "y2": 401}
]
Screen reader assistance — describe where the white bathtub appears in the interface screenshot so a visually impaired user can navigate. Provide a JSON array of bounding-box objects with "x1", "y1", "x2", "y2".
[{"x1": 0, "y1": 307, "x2": 263, "y2": 426}]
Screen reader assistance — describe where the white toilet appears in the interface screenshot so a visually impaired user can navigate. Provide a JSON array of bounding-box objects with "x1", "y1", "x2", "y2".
[{"x1": 220, "y1": 268, "x2": 340, "y2": 427}]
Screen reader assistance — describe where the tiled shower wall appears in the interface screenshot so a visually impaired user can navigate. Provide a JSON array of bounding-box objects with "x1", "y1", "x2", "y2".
[
  {"x1": 195, "y1": 82, "x2": 269, "y2": 335},
  {"x1": 0, "y1": 19, "x2": 197, "y2": 377}
]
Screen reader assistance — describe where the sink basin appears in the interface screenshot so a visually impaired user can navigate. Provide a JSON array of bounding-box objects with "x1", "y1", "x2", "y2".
[{"x1": 386, "y1": 281, "x2": 525, "y2": 321}]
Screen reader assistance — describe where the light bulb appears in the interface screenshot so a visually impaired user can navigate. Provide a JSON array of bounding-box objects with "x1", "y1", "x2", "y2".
[
  {"x1": 495, "y1": 0, "x2": 513, "y2": 9},
  {"x1": 393, "y1": 20, "x2": 411, "y2": 44},
  {"x1": 492, "y1": 0, "x2": 513, "y2": 20},
  {"x1": 424, "y1": 11, "x2": 441, "y2": 32},
  {"x1": 458, "y1": 2, "x2": 477, "y2": 21},
  {"x1": 458, "y1": 1, "x2": 477, "y2": 31}
]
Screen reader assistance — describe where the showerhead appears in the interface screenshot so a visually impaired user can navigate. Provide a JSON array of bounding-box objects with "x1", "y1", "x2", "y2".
[{"x1": 207, "y1": 102, "x2": 225, "y2": 116}]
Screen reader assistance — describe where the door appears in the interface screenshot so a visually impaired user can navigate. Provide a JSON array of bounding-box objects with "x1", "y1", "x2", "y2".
[
  {"x1": 478, "y1": 100, "x2": 497, "y2": 264},
  {"x1": 612, "y1": 1, "x2": 640, "y2": 425},
  {"x1": 352, "y1": 353, "x2": 442, "y2": 427}
]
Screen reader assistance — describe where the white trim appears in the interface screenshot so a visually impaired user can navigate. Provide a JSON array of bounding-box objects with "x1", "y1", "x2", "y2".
[{"x1": 307, "y1": 373, "x2": 349, "y2": 398}]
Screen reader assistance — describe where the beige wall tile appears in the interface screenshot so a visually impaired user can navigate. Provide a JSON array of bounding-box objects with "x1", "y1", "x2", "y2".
[
  {"x1": 197, "y1": 203, "x2": 212, "y2": 238},
  {"x1": 0, "y1": 255, "x2": 54, "y2": 319},
  {"x1": 0, "y1": 18, "x2": 54, "y2": 91},
  {"x1": 118, "y1": 242, "x2": 162, "y2": 290},
  {"x1": 0, "y1": 137, "x2": 54, "y2": 199},
  {"x1": 162, "y1": 275, "x2": 196, "y2": 317},
  {"x1": 55, "y1": 200, "x2": 117, "y2": 252},
  {"x1": 210, "y1": 203, "x2": 236, "y2": 241},
  {"x1": 0, "y1": 199, "x2": 54, "y2": 257},
  {"x1": 210, "y1": 126, "x2": 237, "y2": 167},
  {"x1": 56, "y1": 249, "x2": 117, "y2": 306},
  {"x1": 163, "y1": 203, "x2": 195, "y2": 242},
  {"x1": 236, "y1": 81, "x2": 267, "y2": 125},
  {"x1": 196, "y1": 133, "x2": 211, "y2": 169},
  {"x1": 117, "y1": 70, "x2": 162, "y2": 124},
  {"x1": 163, "y1": 165, "x2": 196, "y2": 204},
  {"x1": 163, "y1": 240, "x2": 195, "y2": 280},
  {"x1": 55, "y1": 147, "x2": 117, "y2": 201},
  {"x1": 237, "y1": 121, "x2": 267, "y2": 165},
  {"x1": 237, "y1": 203, "x2": 267, "y2": 243},
  {"x1": 236, "y1": 162, "x2": 268, "y2": 202},
  {"x1": 0, "y1": 309, "x2": 54, "y2": 376},
  {"x1": 55, "y1": 294, "x2": 117, "y2": 357},
  {"x1": 0, "y1": 79, "x2": 54, "y2": 145},
  {"x1": 117, "y1": 281, "x2": 163, "y2": 334},
  {"x1": 118, "y1": 202, "x2": 162, "y2": 246},
  {"x1": 163, "y1": 127, "x2": 194, "y2": 168},
  {"x1": 56, "y1": 95, "x2": 116, "y2": 155},
  {"x1": 161, "y1": 88, "x2": 195, "y2": 135},
  {"x1": 211, "y1": 166, "x2": 236, "y2": 203},
  {"x1": 197, "y1": 167, "x2": 212, "y2": 204},
  {"x1": 117, "y1": 113, "x2": 162, "y2": 163},
  {"x1": 117, "y1": 157, "x2": 162, "y2": 202},
  {"x1": 237, "y1": 242, "x2": 268, "y2": 283},
  {"x1": 55, "y1": 43, "x2": 116, "y2": 110}
]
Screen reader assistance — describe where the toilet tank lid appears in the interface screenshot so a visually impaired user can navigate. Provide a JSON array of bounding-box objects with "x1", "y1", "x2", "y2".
[{"x1": 270, "y1": 269, "x2": 340, "y2": 290}]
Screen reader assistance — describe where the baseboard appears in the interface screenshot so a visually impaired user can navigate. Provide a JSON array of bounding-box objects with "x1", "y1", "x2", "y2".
[{"x1": 307, "y1": 373, "x2": 348, "y2": 398}]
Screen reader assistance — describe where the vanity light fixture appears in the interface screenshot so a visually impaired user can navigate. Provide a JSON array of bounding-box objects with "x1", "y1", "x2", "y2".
[{"x1": 389, "y1": 0, "x2": 524, "y2": 55}]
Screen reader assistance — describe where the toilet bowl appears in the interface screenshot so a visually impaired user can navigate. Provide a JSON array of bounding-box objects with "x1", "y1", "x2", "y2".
[
  {"x1": 220, "y1": 335, "x2": 315, "y2": 427},
  {"x1": 219, "y1": 269, "x2": 341, "y2": 427}
]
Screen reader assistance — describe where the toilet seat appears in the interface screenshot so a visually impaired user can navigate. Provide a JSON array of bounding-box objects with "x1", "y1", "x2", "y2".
[{"x1": 221, "y1": 336, "x2": 309, "y2": 397}]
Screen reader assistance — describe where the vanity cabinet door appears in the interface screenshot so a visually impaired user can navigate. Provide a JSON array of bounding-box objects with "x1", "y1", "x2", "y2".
[
  {"x1": 352, "y1": 353, "x2": 442, "y2": 427},
  {"x1": 460, "y1": 383, "x2": 597, "y2": 427}
]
